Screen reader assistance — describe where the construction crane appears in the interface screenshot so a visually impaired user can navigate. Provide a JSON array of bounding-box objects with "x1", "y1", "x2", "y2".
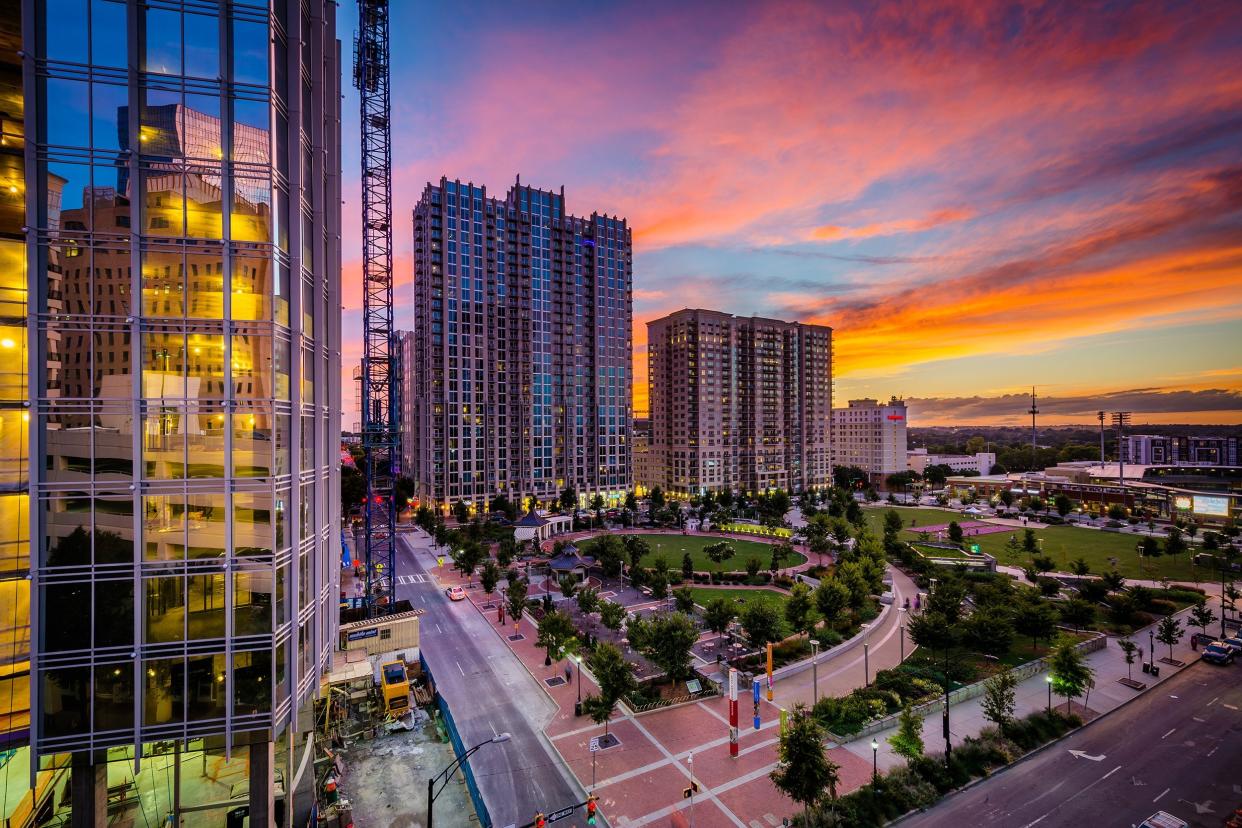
[{"x1": 353, "y1": 0, "x2": 397, "y2": 615}]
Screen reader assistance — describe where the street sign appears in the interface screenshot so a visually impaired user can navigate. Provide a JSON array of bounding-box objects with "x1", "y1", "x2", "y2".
[
  {"x1": 546, "y1": 805, "x2": 576, "y2": 823},
  {"x1": 589, "y1": 737, "x2": 600, "y2": 753}
]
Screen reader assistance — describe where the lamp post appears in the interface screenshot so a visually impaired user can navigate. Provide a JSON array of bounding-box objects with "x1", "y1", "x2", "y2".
[
  {"x1": 1149, "y1": 628, "x2": 1155, "y2": 671},
  {"x1": 810, "y1": 639, "x2": 820, "y2": 703},
  {"x1": 427, "y1": 733, "x2": 511, "y2": 828},
  {"x1": 898, "y1": 606, "x2": 908, "y2": 662},
  {"x1": 1045, "y1": 674, "x2": 1052, "y2": 713},
  {"x1": 574, "y1": 654, "x2": 583, "y2": 716},
  {"x1": 861, "y1": 623, "x2": 871, "y2": 687},
  {"x1": 871, "y1": 738, "x2": 879, "y2": 782}
]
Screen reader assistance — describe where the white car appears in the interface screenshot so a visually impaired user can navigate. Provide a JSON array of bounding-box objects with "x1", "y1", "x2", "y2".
[{"x1": 445, "y1": 586, "x2": 466, "y2": 602}]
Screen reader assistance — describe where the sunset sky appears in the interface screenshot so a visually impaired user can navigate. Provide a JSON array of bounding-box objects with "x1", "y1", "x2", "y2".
[{"x1": 339, "y1": 0, "x2": 1242, "y2": 427}]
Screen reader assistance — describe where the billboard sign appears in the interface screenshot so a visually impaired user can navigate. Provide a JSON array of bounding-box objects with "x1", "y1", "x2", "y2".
[{"x1": 1193, "y1": 495, "x2": 1230, "y2": 518}]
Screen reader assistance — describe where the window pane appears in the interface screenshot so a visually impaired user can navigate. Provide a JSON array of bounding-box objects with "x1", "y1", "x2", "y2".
[
  {"x1": 144, "y1": 8, "x2": 181, "y2": 75},
  {"x1": 186, "y1": 574, "x2": 225, "y2": 639},
  {"x1": 182, "y1": 12, "x2": 219, "y2": 79},
  {"x1": 231, "y1": 254, "x2": 272, "y2": 321},
  {"x1": 94, "y1": 662, "x2": 134, "y2": 731},
  {"x1": 42, "y1": 581, "x2": 89, "y2": 652},
  {"x1": 91, "y1": 81, "x2": 128, "y2": 152},
  {"x1": 186, "y1": 654, "x2": 227, "y2": 720},
  {"x1": 232, "y1": 19, "x2": 269, "y2": 86},
  {"x1": 233, "y1": 649, "x2": 270, "y2": 715},
  {"x1": 46, "y1": 78, "x2": 91, "y2": 148},
  {"x1": 42, "y1": 667, "x2": 90, "y2": 738},
  {"x1": 44, "y1": 0, "x2": 88, "y2": 63},
  {"x1": 186, "y1": 248, "x2": 225, "y2": 318},
  {"x1": 185, "y1": 493, "x2": 225, "y2": 558},
  {"x1": 145, "y1": 576, "x2": 186, "y2": 643},
  {"x1": 90, "y1": 0, "x2": 127, "y2": 69},
  {"x1": 143, "y1": 657, "x2": 184, "y2": 724},
  {"x1": 143, "y1": 495, "x2": 185, "y2": 560},
  {"x1": 234, "y1": 570, "x2": 272, "y2": 636},
  {"x1": 233, "y1": 98, "x2": 271, "y2": 164},
  {"x1": 95, "y1": 579, "x2": 133, "y2": 648},
  {"x1": 234, "y1": 492, "x2": 273, "y2": 556},
  {"x1": 143, "y1": 405, "x2": 186, "y2": 480},
  {"x1": 233, "y1": 408, "x2": 272, "y2": 477}
]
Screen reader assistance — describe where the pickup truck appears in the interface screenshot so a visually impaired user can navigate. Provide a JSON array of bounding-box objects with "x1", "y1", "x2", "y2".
[{"x1": 1201, "y1": 641, "x2": 1235, "y2": 665}]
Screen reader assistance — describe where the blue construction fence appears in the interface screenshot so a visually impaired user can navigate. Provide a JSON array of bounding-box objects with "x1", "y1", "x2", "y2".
[{"x1": 421, "y1": 652, "x2": 493, "y2": 827}]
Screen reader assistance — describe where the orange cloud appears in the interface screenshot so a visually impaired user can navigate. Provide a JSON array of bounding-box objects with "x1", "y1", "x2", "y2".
[{"x1": 809, "y1": 208, "x2": 975, "y2": 241}]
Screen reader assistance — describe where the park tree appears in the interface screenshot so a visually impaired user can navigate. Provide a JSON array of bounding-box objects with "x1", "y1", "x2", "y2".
[
  {"x1": 1069, "y1": 558, "x2": 1091, "y2": 577},
  {"x1": 908, "y1": 610, "x2": 957, "y2": 654},
  {"x1": 703, "y1": 597, "x2": 737, "y2": 649},
  {"x1": 624, "y1": 491, "x2": 638, "y2": 513},
  {"x1": 814, "y1": 579, "x2": 850, "y2": 629},
  {"x1": 889, "y1": 704, "x2": 925, "y2": 760},
  {"x1": 1054, "y1": 494, "x2": 1073, "y2": 517},
  {"x1": 835, "y1": 560, "x2": 871, "y2": 610},
  {"x1": 1189, "y1": 599, "x2": 1217, "y2": 637},
  {"x1": 771, "y1": 704, "x2": 839, "y2": 822},
  {"x1": 624, "y1": 535, "x2": 650, "y2": 572},
  {"x1": 632, "y1": 612, "x2": 699, "y2": 681},
  {"x1": 745, "y1": 557, "x2": 763, "y2": 579},
  {"x1": 559, "y1": 575, "x2": 578, "y2": 600},
  {"x1": 1164, "y1": 526, "x2": 1188, "y2": 560},
  {"x1": 1118, "y1": 638, "x2": 1139, "y2": 681},
  {"x1": 673, "y1": 586, "x2": 696, "y2": 614},
  {"x1": 981, "y1": 670, "x2": 1018, "y2": 728},
  {"x1": 648, "y1": 568, "x2": 668, "y2": 601},
  {"x1": 1013, "y1": 598, "x2": 1059, "y2": 650},
  {"x1": 1101, "y1": 568, "x2": 1126, "y2": 592},
  {"x1": 1023, "y1": 528, "x2": 1039, "y2": 556},
  {"x1": 479, "y1": 560, "x2": 501, "y2": 599},
  {"x1": 705, "y1": 541, "x2": 736, "y2": 566},
  {"x1": 1031, "y1": 555, "x2": 1056, "y2": 575},
  {"x1": 582, "y1": 642, "x2": 636, "y2": 735},
  {"x1": 770, "y1": 542, "x2": 795, "y2": 573},
  {"x1": 496, "y1": 537, "x2": 517, "y2": 570},
  {"x1": 536, "y1": 610, "x2": 577, "y2": 666},
  {"x1": 1138, "y1": 535, "x2": 1162, "y2": 572},
  {"x1": 598, "y1": 600, "x2": 626, "y2": 633},
  {"x1": 681, "y1": 552, "x2": 694, "y2": 581},
  {"x1": 883, "y1": 509, "x2": 904, "y2": 552},
  {"x1": 559, "y1": 486, "x2": 578, "y2": 512},
  {"x1": 961, "y1": 606, "x2": 1015, "y2": 657},
  {"x1": 1059, "y1": 597, "x2": 1096, "y2": 632},
  {"x1": 590, "y1": 493, "x2": 606, "y2": 527},
  {"x1": 453, "y1": 542, "x2": 485, "y2": 583},
  {"x1": 594, "y1": 535, "x2": 624, "y2": 578},
  {"x1": 999, "y1": 489, "x2": 1015, "y2": 507},
  {"x1": 947, "y1": 521, "x2": 964, "y2": 545},
  {"x1": 452, "y1": 500, "x2": 470, "y2": 525},
  {"x1": 577, "y1": 585, "x2": 601, "y2": 616},
  {"x1": 740, "y1": 601, "x2": 784, "y2": 648},
  {"x1": 1048, "y1": 638, "x2": 1094, "y2": 712},
  {"x1": 785, "y1": 582, "x2": 815, "y2": 637},
  {"x1": 1156, "y1": 615, "x2": 1184, "y2": 661},
  {"x1": 505, "y1": 578, "x2": 528, "y2": 625},
  {"x1": 928, "y1": 579, "x2": 967, "y2": 624},
  {"x1": 1003, "y1": 533, "x2": 1023, "y2": 562}
]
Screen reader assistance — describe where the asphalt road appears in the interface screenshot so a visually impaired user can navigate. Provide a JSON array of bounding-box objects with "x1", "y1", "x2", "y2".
[
  {"x1": 395, "y1": 531, "x2": 586, "y2": 828},
  {"x1": 902, "y1": 661, "x2": 1242, "y2": 828}
]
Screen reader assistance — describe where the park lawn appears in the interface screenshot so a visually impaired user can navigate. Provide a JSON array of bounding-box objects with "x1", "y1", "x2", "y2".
[
  {"x1": 865, "y1": 505, "x2": 1204, "y2": 582},
  {"x1": 686, "y1": 586, "x2": 817, "y2": 639},
  {"x1": 581, "y1": 533, "x2": 806, "y2": 573},
  {"x1": 911, "y1": 542, "x2": 973, "y2": 560}
]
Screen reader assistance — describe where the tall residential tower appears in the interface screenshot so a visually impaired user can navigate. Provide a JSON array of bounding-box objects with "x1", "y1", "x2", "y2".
[
  {"x1": 410, "y1": 178, "x2": 632, "y2": 512},
  {"x1": 6, "y1": 2, "x2": 343, "y2": 823},
  {"x1": 647, "y1": 309, "x2": 833, "y2": 497}
]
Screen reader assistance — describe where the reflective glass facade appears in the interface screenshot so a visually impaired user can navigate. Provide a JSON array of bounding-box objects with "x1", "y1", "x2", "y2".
[{"x1": 1, "y1": 0, "x2": 342, "y2": 822}]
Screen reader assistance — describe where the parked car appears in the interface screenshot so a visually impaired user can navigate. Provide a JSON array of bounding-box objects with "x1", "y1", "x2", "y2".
[
  {"x1": 1140, "y1": 812, "x2": 1187, "y2": 828},
  {"x1": 1201, "y1": 641, "x2": 1235, "y2": 665},
  {"x1": 1220, "y1": 636, "x2": 1242, "y2": 655},
  {"x1": 445, "y1": 586, "x2": 466, "y2": 601}
]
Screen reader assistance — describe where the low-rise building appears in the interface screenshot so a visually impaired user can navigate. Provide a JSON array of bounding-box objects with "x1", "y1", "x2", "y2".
[
  {"x1": 908, "y1": 448, "x2": 996, "y2": 477},
  {"x1": 832, "y1": 397, "x2": 908, "y2": 481}
]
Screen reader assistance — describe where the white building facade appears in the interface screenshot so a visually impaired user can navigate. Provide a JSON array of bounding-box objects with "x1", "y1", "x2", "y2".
[{"x1": 832, "y1": 398, "x2": 908, "y2": 480}]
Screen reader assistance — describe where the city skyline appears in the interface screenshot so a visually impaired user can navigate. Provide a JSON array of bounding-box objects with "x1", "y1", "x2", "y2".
[{"x1": 338, "y1": 0, "x2": 1242, "y2": 427}]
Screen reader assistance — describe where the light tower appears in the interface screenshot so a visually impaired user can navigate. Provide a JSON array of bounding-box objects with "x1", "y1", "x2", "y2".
[{"x1": 1112, "y1": 411, "x2": 1132, "y2": 489}]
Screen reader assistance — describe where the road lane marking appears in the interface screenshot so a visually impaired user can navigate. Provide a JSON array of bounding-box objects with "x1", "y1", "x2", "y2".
[
  {"x1": 1161, "y1": 728, "x2": 1176, "y2": 740},
  {"x1": 1153, "y1": 787, "x2": 1169, "y2": 803},
  {"x1": 1208, "y1": 696, "x2": 1219, "y2": 706},
  {"x1": 1224, "y1": 703, "x2": 1239, "y2": 711},
  {"x1": 456, "y1": 660, "x2": 465, "y2": 677}
]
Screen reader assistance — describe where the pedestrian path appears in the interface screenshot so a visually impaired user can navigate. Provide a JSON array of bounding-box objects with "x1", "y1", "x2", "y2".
[{"x1": 848, "y1": 601, "x2": 1217, "y2": 773}]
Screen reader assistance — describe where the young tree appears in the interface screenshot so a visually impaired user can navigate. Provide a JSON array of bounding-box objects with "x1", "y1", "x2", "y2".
[
  {"x1": 1100, "y1": 568, "x2": 1126, "y2": 592},
  {"x1": 633, "y1": 613, "x2": 699, "y2": 681},
  {"x1": 452, "y1": 500, "x2": 470, "y2": 525},
  {"x1": 814, "y1": 579, "x2": 849, "y2": 630},
  {"x1": 704, "y1": 541, "x2": 736, "y2": 566},
  {"x1": 559, "y1": 486, "x2": 578, "y2": 512},
  {"x1": 770, "y1": 542, "x2": 793, "y2": 573},
  {"x1": 1117, "y1": 638, "x2": 1139, "y2": 681},
  {"x1": 1164, "y1": 526, "x2": 1188, "y2": 560},
  {"x1": 835, "y1": 560, "x2": 871, "y2": 610},
  {"x1": 582, "y1": 642, "x2": 637, "y2": 735},
  {"x1": 559, "y1": 575, "x2": 578, "y2": 599},
  {"x1": 745, "y1": 557, "x2": 763, "y2": 579},
  {"x1": 770, "y1": 703, "x2": 839, "y2": 822},
  {"x1": 981, "y1": 670, "x2": 1018, "y2": 728},
  {"x1": 740, "y1": 601, "x2": 784, "y2": 648},
  {"x1": 1155, "y1": 615, "x2": 1184, "y2": 661},
  {"x1": 1054, "y1": 494, "x2": 1073, "y2": 518},
  {"x1": 624, "y1": 491, "x2": 639, "y2": 513},
  {"x1": 505, "y1": 578, "x2": 528, "y2": 626},
  {"x1": 784, "y1": 582, "x2": 815, "y2": 637},
  {"x1": 479, "y1": 560, "x2": 501, "y2": 600},
  {"x1": 1023, "y1": 528, "x2": 1039, "y2": 556},
  {"x1": 961, "y1": 606, "x2": 1015, "y2": 657},
  {"x1": 703, "y1": 597, "x2": 736, "y2": 650},
  {"x1": 1048, "y1": 638, "x2": 1094, "y2": 712},
  {"x1": 648, "y1": 568, "x2": 668, "y2": 601},
  {"x1": 681, "y1": 552, "x2": 694, "y2": 581},
  {"x1": 598, "y1": 600, "x2": 626, "y2": 634},
  {"x1": 1013, "y1": 598, "x2": 1058, "y2": 651},
  {"x1": 889, "y1": 704, "x2": 925, "y2": 760},
  {"x1": 590, "y1": 493, "x2": 606, "y2": 527},
  {"x1": 536, "y1": 609, "x2": 577, "y2": 666},
  {"x1": 1059, "y1": 597, "x2": 1096, "y2": 632},
  {"x1": 624, "y1": 535, "x2": 650, "y2": 572},
  {"x1": 672, "y1": 586, "x2": 696, "y2": 614},
  {"x1": 882, "y1": 509, "x2": 905, "y2": 555},
  {"x1": 594, "y1": 535, "x2": 624, "y2": 579},
  {"x1": 947, "y1": 521, "x2": 964, "y2": 545},
  {"x1": 927, "y1": 578, "x2": 967, "y2": 624},
  {"x1": 1003, "y1": 533, "x2": 1024, "y2": 562},
  {"x1": 1189, "y1": 599, "x2": 1217, "y2": 637},
  {"x1": 577, "y1": 585, "x2": 601, "y2": 616}
]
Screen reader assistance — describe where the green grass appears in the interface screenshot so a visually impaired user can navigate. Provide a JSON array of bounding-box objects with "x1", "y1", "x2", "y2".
[
  {"x1": 580, "y1": 534, "x2": 806, "y2": 573},
  {"x1": 686, "y1": 586, "x2": 811, "y2": 639},
  {"x1": 864, "y1": 505, "x2": 1203, "y2": 582}
]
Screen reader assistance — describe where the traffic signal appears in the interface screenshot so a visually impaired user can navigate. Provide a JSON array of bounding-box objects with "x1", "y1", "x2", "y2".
[
  {"x1": 586, "y1": 795, "x2": 598, "y2": 825},
  {"x1": 534, "y1": 813, "x2": 546, "y2": 828}
]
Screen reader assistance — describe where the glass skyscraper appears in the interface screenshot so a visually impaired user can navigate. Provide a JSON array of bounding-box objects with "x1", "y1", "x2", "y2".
[
  {"x1": 409, "y1": 177, "x2": 632, "y2": 513},
  {"x1": 1, "y1": 1, "x2": 342, "y2": 824}
]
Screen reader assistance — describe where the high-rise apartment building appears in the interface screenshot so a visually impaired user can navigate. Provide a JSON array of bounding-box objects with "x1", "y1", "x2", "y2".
[
  {"x1": 647, "y1": 310, "x2": 833, "y2": 497},
  {"x1": 832, "y1": 397, "x2": 909, "y2": 481},
  {"x1": 395, "y1": 329, "x2": 415, "y2": 477},
  {"x1": 4, "y1": 2, "x2": 342, "y2": 824},
  {"x1": 409, "y1": 178, "x2": 632, "y2": 512}
]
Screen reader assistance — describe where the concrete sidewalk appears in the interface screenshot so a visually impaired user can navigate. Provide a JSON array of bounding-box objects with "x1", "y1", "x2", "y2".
[{"x1": 847, "y1": 603, "x2": 1213, "y2": 773}]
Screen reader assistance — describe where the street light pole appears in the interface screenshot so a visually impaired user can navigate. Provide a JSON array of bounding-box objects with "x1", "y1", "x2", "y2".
[
  {"x1": 1045, "y1": 674, "x2": 1052, "y2": 713},
  {"x1": 427, "y1": 733, "x2": 511, "y2": 828},
  {"x1": 810, "y1": 639, "x2": 819, "y2": 703},
  {"x1": 871, "y1": 738, "x2": 879, "y2": 782},
  {"x1": 1149, "y1": 628, "x2": 1155, "y2": 671}
]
